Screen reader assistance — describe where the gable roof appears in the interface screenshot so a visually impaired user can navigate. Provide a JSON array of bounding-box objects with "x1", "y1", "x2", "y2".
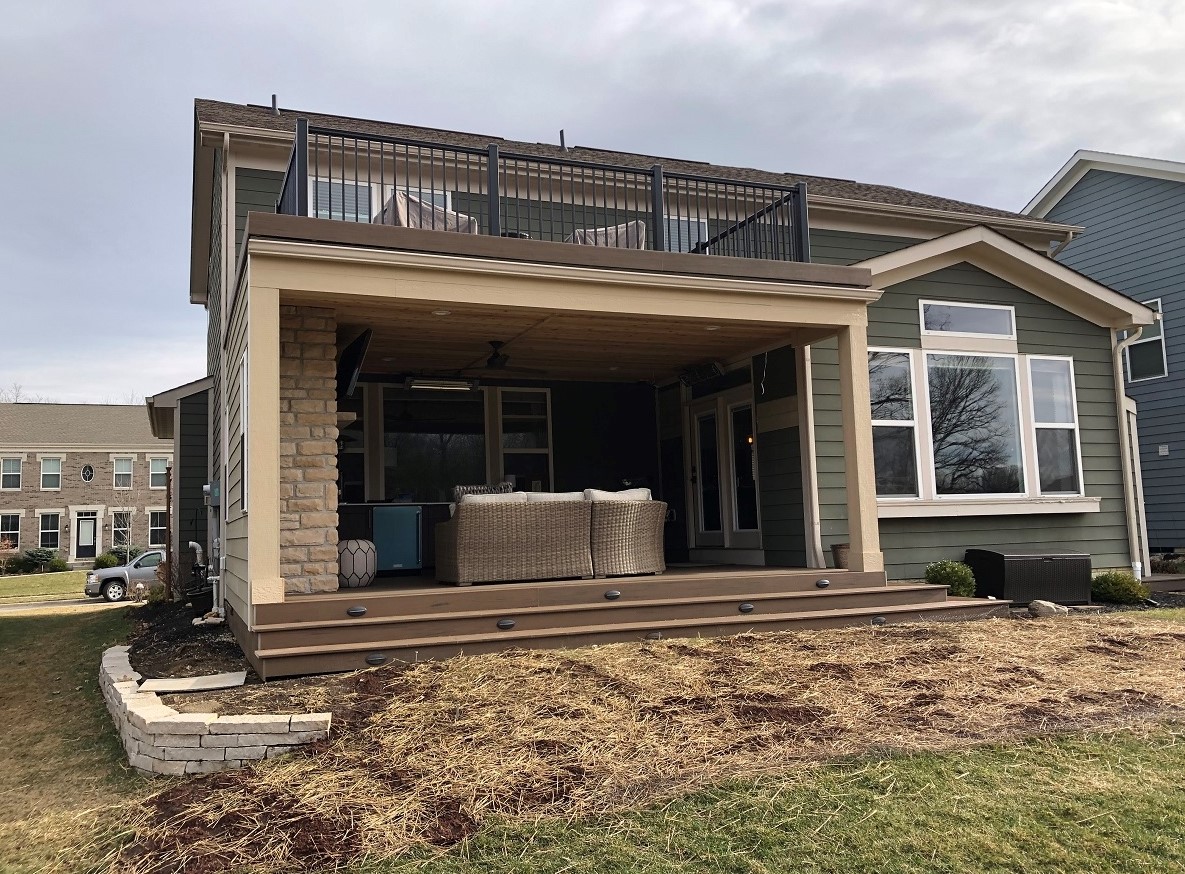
[
  {"x1": 195, "y1": 99, "x2": 1072, "y2": 228},
  {"x1": 855, "y1": 225, "x2": 1156, "y2": 330},
  {"x1": 146, "y1": 376, "x2": 213, "y2": 439},
  {"x1": 0, "y1": 404, "x2": 169, "y2": 449},
  {"x1": 1024, "y1": 149, "x2": 1185, "y2": 218}
]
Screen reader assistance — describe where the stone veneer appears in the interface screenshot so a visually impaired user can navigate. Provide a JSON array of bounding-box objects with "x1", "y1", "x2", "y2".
[
  {"x1": 279, "y1": 304, "x2": 340, "y2": 594},
  {"x1": 100, "y1": 646, "x2": 331, "y2": 775}
]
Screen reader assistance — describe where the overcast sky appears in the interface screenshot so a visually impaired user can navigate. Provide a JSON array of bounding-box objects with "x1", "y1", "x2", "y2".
[{"x1": 2, "y1": 0, "x2": 1183, "y2": 403}]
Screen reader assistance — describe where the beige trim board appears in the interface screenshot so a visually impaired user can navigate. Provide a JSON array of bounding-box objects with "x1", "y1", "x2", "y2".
[
  {"x1": 1025, "y1": 149, "x2": 1185, "y2": 218},
  {"x1": 877, "y1": 496, "x2": 1102, "y2": 518},
  {"x1": 857, "y1": 225, "x2": 1156, "y2": 330}
]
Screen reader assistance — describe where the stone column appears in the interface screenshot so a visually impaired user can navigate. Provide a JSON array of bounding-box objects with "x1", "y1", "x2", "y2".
[
  {"x1": 278, "y1": 305, "x2": 339, "y2": 594},
  {"x1": 836, "y1": 321, "x2": 884, "y2": 574}
]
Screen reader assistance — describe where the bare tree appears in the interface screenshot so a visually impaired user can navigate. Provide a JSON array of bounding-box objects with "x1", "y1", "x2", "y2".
[{"x1": 0, "y1": 383, "x2": 52, "y2": 403}]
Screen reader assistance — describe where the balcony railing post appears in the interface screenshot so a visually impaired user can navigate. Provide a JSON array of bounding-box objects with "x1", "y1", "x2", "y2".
[
  {"x1": 295, "y1": 119, "x2": 309, "y2": 217},
  {"x1": 650, "y1": 164, "x2": 666, "y2": 252},
  {"x1": 486, "y1": 144, "x2": 501, "y2": 237},
  {"x1": 794, "y1": 181, "x2": 810, "y2": 262}
]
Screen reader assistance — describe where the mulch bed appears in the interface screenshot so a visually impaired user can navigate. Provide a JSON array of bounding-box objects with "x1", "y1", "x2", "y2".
[
  {"x1": 127, "y1": 602, "x2": 252, "y2": 680},
  {"x1": 108, "y1": 611, "x2": 1185, "y2": 874}
]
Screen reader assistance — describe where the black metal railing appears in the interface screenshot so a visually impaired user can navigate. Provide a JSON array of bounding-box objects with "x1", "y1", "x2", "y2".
[{"x1": 276, "y1": 119, "x2": 810, "y2": 262}]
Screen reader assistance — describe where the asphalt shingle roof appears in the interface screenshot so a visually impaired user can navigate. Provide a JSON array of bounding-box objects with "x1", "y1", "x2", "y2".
[
  {"x1": 196, "y1": 99, "x2": 1050, "y2": 225},
  {"x1": 0, "y1": 404, "x2": 166, "y2": 447}
]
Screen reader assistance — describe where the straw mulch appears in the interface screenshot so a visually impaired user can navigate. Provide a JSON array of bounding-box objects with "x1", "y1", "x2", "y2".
[{"x1": 110, "y1": 614, "x2": 1185, "y2": 874}]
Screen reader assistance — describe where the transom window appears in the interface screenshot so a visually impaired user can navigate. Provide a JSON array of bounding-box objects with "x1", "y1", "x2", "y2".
[
  {"x1": 40, "y1": 458, "x2": 61, "y2": 490},
  {"x1": 1, "y1": 458, "x2": 20, "y2": 490},
  {"x1": 150, "y1": 458, "x2": 168, "y2": 489},
  {"x1": 0, "y1": 514, "x2": 18, "y2": 548},
  {"x1": 869, "y1": 349, "x2": 1082, "y2": 502},
  {"x1": 149, "y1": 511, "x2": 167, "y2": 547},
  {"x1": 114, "y1": 458, "x2": 133, "y2": 489},
  {"x1": 920, "y1": 300, "x2": 1015, "y2": 339},
  {"x1": 1125, "y1": 299, "x2": 1167, "y2": 382},
  {"x1": 112, "y1": 511, "x2": 131, "y2": 546},
  {"x1": 39, "y1": 513, "x2": 59, "y2": 549}
]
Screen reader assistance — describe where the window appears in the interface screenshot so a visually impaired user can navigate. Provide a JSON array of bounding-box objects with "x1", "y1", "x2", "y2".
[
  {"x1": 81, "y1": 464, "x2": 94, "y2": 482},
  {"x1": 148, "y1": 511, "x2": 167, "y2": 547},
  {"x1": 113, "y1": 457, "x2": 132, "y2": 489},
  {"x1": 927, "y1": 354, "x2": 1025, "y2": 495},
  {"x1": 39, "y1": 513, "x2": 59, "y2": 549},
  {"x1": 920, "y1": 301, "x2": 1015, "y2": 339},
  {"x1": 382, "y1": 387, "x2": 487, "y2": 502},
  {"x1": 40, "y1": 457, "x2": 61, "y2": 490},
  {"x1": 0, "y1": 514, "x2": 18, "y2": 548},
  {"x1": 1029, "y1": 357, "x2": 1082, "y2": 494},
  {"x1": 665, "y1": 216, "x2": 710, "y2": 253},
  {"x1": 1126, "y1": 299, "x2": 1167, "y2": 382},
  {"x1": 1, "y1": 458, "x2": 20, "y2": 490},
  {"x1": 149, "y1": 458, "x2": 168, "y2": 489},
  {"x1": 312, "y1": 178, "x2": 372, "y2": 222},
  {"x1": 501, "y1": 389, "x2": 552, "y2": 492},
  {"x1": 869, "y1": 351, "x2": 918, "y2": 496},
  {"x1": 112, "y1": 511, "x2": 131, "y2": 547}
]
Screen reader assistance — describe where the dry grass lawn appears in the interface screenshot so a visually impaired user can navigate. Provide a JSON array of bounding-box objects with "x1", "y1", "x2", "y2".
[
  {"x1": 109, "y1": 611, "x2": 1185, "y2": 874},
  {"x1": 0, "y1": 569, "x2": 87, "y2": 603}
]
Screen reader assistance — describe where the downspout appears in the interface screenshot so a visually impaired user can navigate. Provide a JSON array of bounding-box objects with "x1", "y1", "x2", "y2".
[
  {"x1": 1047, "y1": 229, "x2": 1076, "y2": 259},
  {"x1": 798, "y1": 345, "x2": 826, "y2": 568},
  {"x1": 1113, "y1": 325, "x2": 1146, "y2": 578}
]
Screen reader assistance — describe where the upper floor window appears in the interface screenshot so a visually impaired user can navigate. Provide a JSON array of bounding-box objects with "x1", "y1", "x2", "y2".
[
  {"x1": 149, "y1": 458, "x2": 168, "y2": 490},
  {"x1": 312, "y1": 178, "x2": 373, "y2": 222},
  {"x1": 1126, "y1": 299, "x2": 1167, "y2": 382},
  {"x1": 1, "y1": 458, "x2": 20, "y2": 490},
  {"x1": 920, "y1": 301, "x2": 1015, "y2": 340},
  {"x1": 665, "y1": 216, "x2": 709, "y2": 253},
  {"x1": 40, "y1": 457, "x2": 61, "y2": 490},
  {"x1": 114, "y1": 458, "x2": 133, "y2": 489}
]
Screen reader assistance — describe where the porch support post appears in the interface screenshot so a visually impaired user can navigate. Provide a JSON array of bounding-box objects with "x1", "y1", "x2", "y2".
[
  {"x1": 247, "y1": 285, "x2": 283, "y2": 605},
  {"x1": 836, "y1": 320, "x2": 884, "y2": 574}
]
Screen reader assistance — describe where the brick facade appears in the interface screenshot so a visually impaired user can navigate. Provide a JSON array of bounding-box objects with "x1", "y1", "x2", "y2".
[{"x1": 278, "y1": 305, "x2": 340, "y2": 594}]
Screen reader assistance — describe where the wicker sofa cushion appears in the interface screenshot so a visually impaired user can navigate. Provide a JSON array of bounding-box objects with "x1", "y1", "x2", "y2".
[
  {"x1": 583, "y1": 487, "x2": 653, "y2": 502},
  {"x1": 525, "y1": 491, "x2": 585, "y2": 502},
  {"x1": 453, "y1": 482, "x2": 515, "y2": 502},
  {"x1": 459, "y1": 491, "x2": 528, "y2": 505}
]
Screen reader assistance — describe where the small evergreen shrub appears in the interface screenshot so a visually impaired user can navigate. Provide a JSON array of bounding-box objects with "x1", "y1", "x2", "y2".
[
  {"x1": 1091, "y1": 571, "x2": 1149, "y2": 605},
  {"x1": 47, "y1": 557, "x2": 69, "y2": 572},
  {"x1": 23, "y1": 547, "x2": 57, "y2": 571},
  {"x1": 109, "y1": 544, "x2": 144, "y2": 564},
  {"x1": 145, "y1": 583, "x2": 169, "y2": 605},
  {"x1": 924, "y1": 560, "x2": 976, "y2": 597},
  {"x1": 93, "y1": 552, "x2": 120, "y2": 570}
]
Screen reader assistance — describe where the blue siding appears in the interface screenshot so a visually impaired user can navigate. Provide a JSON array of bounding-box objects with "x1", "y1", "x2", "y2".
[{"x1": 1046, "y1": 169, "x2": 1185, "y2": 548}]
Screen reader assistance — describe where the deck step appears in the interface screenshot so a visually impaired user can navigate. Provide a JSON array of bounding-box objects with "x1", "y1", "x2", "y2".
[{"x1": 251, "y1": 598, "x2": 1011, "y2": 679}]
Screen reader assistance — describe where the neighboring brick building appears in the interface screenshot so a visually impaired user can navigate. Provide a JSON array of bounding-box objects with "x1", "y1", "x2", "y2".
[{"x1": 0, "y1": 404, "x2": 173, "y2": 566}]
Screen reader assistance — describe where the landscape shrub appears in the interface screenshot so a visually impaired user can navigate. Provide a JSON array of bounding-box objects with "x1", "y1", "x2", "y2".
[
  {"x1": 924, "y1": 560, "x2": 976, "y2": 597},
  {"x1": 145, "y1": 583, "x2": 169, "y2": 605},
  {"x1": 47, "y1": 557, "x2": 69, "y2": 572},
  {"x1": 1091, "y1": 571, "x2": 1150, "y2": 605},
  {"x1": 93, "y1": 552, "x2": 121, "y2": 570},
  {"x1": 1149, "y1": 556, "x2": 1180, "y2": 574},
  {"x1": 23, "y1": 547, "x2": 57, "y2": 572},
  {"x1": 109, "y1": 544, "x2": 144, "y2": 564}
]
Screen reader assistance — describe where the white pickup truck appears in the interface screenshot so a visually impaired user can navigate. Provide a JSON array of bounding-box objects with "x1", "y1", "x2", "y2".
[{"x1": 84, "y1": 550, "x2": 165, "y2": 602}]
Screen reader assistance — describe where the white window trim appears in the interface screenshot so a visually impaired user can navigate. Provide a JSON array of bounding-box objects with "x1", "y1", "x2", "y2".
[
  {"x1": 35, "y1": 508, "x2": 63, "y2": 550},
  {"x1": 0, "y1": 455, "x2": 23, "y2": 492},
  {"x1": 147, "y1": 507, "x2": 168, "y2": 548},
  {"x1": 0, "y1": 510, "x2": 23, "y2": 549},
  {"x1": 309, "y1": 176, "x2": 376, "y2": 222},
  {"x1": 68, "y1": 505, "x2": 105, "y2": 563},
  {"x1": 1125, "y1": 298, "x2": 1168, "y2": 383},
  {"x1": 112, "y1": 456, "x2": 134, "y2": 490},
  {"x1": 38, "y1": 455, "x2": 63, "y2": 492},
  {"x1": 110, "y1": 508, "x2": 133, "y2": 548},
  {"x1": 1026, "y1": 355, "x2": 1086, "y2": 498},
  {"x1": 919, "y1": 299, "x2": 1017, "y2": 341},
  {"x1": 872, "y1": 346, "x2": 1095, "y2": 517},
  {"x1": 869, "y1": 347, "x2": 924, "y2": 501},
  {"x1": 148, "y1": 456, "x2": 169, "y2": 490}
]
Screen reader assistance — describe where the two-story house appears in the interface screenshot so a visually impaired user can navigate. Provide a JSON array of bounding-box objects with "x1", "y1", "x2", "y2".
[
  {"x1": 0, "y1": 404, "x2": 173, "y2": 566},
  {"x1": 1025, "y1": 151, "x2": 1185, "y2": 556},
  {"x1": 177, "y1": 98, "x2": 1153, "y2": 678}
]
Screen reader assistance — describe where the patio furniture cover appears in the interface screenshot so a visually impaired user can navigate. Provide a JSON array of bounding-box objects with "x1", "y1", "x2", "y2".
[
  {"x1": 565, "y1": 220, "x2": 647, "y2": 249},
  {"x1": 373, "y1": 191, "x2": 479, "y2": 234}
]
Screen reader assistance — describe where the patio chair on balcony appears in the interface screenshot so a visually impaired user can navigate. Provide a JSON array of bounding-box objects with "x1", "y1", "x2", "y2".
[
  {"x1": 565, "y1": 220, "x2": 646, "y2": 249},
  {"x1": 373, "y1": 191, "x2": 479, "y2": 234}
]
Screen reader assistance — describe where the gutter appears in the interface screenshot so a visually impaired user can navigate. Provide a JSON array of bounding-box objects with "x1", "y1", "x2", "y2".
[{"x1": 1112, "y1": 324, "x2": 1150, "y2": 577}]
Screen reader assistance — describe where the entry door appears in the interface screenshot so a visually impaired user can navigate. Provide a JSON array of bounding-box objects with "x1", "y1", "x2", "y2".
[
  {"x1": 688, "y1": 395, "x2": 762, "y2": 550},
  {"x1": 76, "y1": 513, "x2": 97, "y2": 560}
]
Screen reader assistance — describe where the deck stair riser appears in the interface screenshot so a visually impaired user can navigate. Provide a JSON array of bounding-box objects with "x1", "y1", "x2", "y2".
[
  {"x1": 254, "y1": 569, "x2": 887, "y2": 625},
  {"x1": 253, "y1": 585, "x2": 949, "y2": 651},
  {"x1": 252, "y1": 600, "x2": 1011, "y2": 679}
]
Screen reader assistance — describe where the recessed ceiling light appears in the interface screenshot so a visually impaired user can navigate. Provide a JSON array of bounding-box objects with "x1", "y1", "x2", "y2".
[
  {"x1": 608, "y1": 366, "x2": 620, "y2": 371},
  {"x1": 705, "y1": 325, "x2": 720, "y2": 331},
  {"x1": 431, "y1": 309, "x2": 451, "y2": 316}
]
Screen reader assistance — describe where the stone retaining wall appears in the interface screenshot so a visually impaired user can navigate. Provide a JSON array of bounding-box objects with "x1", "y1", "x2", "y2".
[{"x1": 101, "y1": 646, "x2": 331, "y2": 775}]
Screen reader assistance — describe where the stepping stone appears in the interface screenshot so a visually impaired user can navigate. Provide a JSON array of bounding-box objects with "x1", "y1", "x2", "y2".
[{"x1": 140, "y1": 671, "x2": 247, "y2": 692}]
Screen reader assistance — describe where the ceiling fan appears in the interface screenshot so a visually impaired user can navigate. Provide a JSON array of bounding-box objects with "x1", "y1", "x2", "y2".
[{"x1": 463, "y1": 340, "x2": 547, "y2": 376}]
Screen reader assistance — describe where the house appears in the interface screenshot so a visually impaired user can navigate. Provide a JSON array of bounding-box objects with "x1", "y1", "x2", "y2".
[
  {"x1": 1025, "y1": 150, "x2": 1185, "y2": 557},
  {"x1": 0, "y1": 404, "x2": 173, "y2": 567},
  {"x1": 183, "y1": 98, "x2": 1153, "y2": 678}
]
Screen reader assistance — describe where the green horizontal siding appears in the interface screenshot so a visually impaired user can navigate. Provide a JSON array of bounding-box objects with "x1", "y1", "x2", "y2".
[
  {"x1": 812, "y1": 255, "x2": 1130, "y2": 579},
  {"x1": 235, "y1": 168, "x2": 285, "y2": 250}
]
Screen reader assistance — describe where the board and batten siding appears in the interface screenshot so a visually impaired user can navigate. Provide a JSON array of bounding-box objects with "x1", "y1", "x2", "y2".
[
  {"x1": 178, "y1": 391, "x2": 210, "y2": 559},
  {"x1": 755, "y1": 346, "x2": 807, "y2": 567},
  {"x1": 1045, "y1": 168, "x2": 1185, "y2": 549},
  {"x1": 208, "y1": 151, "x2": 224, "y2": 489},
  {"x1": 809, "y1": 232, "x2": 1130, "y2": 579}
]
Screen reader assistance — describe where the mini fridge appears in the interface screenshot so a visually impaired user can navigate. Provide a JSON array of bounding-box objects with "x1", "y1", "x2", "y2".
[{"x1": 373, "y1": 505, "x2": 422, "y2": 571}]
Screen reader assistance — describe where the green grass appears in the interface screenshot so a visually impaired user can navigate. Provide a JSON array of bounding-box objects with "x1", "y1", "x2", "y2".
[
  {"x1": 0, "y1": 569, "x2": 87, "y2": 603},
  {"x1": 373, "y1": 725, "x2": 1185, "y2": 874},
  {"x1": 0, "y1": 607, "x2": 143, "y2": 873}
]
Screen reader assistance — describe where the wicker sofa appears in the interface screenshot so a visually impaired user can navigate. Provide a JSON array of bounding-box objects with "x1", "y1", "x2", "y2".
[{"x1": 435, "y1": 489, "x2": 667, "y2": 586}]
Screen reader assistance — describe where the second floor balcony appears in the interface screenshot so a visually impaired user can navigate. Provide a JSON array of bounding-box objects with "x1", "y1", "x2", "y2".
[{"x1": 276, "y1": 119, "x2": 811, "y2": 263}]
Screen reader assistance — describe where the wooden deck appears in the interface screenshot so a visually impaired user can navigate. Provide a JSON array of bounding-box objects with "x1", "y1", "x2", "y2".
[{"x1": 233, "y1": 566, "x2": 1011, "y2": 680}]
